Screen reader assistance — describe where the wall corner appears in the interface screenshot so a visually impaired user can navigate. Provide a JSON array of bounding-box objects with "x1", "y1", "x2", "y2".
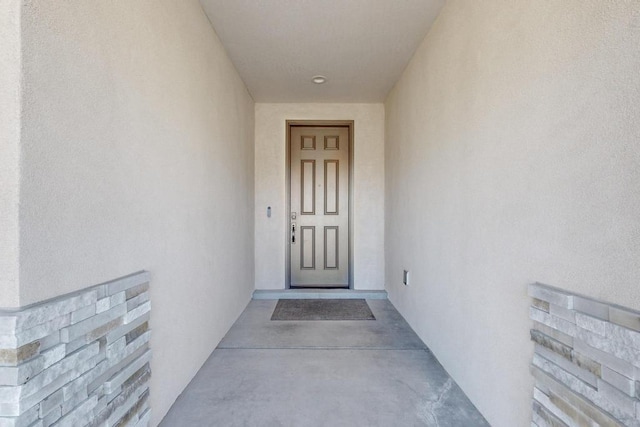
[{"x1": 0, "y1": 0, "x2": 22, "y2": 308}]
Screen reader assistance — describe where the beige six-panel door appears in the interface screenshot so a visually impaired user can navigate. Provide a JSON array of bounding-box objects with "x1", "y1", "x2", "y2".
[{"x1": 290, "y1": 126, "x2": 349, "y2": 287}]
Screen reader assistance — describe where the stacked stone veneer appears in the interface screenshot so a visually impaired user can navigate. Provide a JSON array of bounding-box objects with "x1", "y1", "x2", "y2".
[
  {"x1": 0, "y1": 271, "x2": 151, "y2": 427},
  {"x1": 529, "y1": 283, "x2": 640, "y2": 427}
]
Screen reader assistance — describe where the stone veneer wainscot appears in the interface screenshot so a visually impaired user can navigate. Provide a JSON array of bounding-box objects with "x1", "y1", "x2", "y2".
[
  {"x1": 0, "y1": 271, "x2": 151, "y2": 427},
  {"x1": 529, "y1": 282, "x2": 640, "y2": 427}
]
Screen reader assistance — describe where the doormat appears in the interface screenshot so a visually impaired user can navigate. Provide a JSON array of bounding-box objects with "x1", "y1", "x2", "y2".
[{"x1": 271, "y1": 299, "x2": 375, "y2": 321}]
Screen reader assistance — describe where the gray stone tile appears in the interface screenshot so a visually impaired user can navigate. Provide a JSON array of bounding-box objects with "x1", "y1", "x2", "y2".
[
  {"x1": 532, "y1": 321, "x2": 573, "y2": 347},
  {"x1": 530, "y1": 365, "x2": 620, "y2": 427},
  {"x1": 532, "y1": 299, "x2": 550, "y2": 313},
  {"x1": 103, "y1": 350, "x2": 151, "y2": 394},
  {"x1": 596, "y1": 379, "x2": 636, "y2": 418},
  {"x1": 123, "y1": 302, "x2": 150, "y2": 325},
  {"x1": 0, "y1": 272, "x2": 151, "y2": 426},
  {"x1": 546, "y1": 387, "x2": 618, "y2": 427},
  {"x1": 534, "y1": 345, "x2": 598, "y2": 387},
  {"x1": 60, "y1": 304, "x2": 126, "y2": 343},
  {"x1": 54, "y1": 396, "x2": 97, "y2": 427},
  {"x1": 106, "y1": 386, "x2": 148, "y2": 427},
  {"x1": 533, "y1": 356, "x2": 637, "y2": 425},
  {"x1": 531, "y1": 403, "x2": 566, "y2": 427},
  {"x1": 125, "y1": 284, "x2": 149, "y2": 302},
  {"x1": 2, "y1": 315, "x2": 71, "y2": 349},
  {"x1": 42, "y1": 406, "x2": 61, "y2": 427},
  {"x1": 135, "y1": 408, "x2": 151, "y2": 427},
  {"x1": 70, "y1": 305, "x2": 96, "y2": 325},
  {"x1": 126, "y1": 293, "x2": 149, "y2": 312},
  {"x1": 125, "y1": 323, "x2": 148, "y2": 346},
  {"x1": 530, "y1": 308, "x2": 577, "y2": 337},
  {"x1": 95, "y1": 299, "x2": 110, "y2": 315},
  {"x1": 109, "y1": 293, "x2": 126, "y2": 309},
  {"x1": 39, "y1": 389, "x2": 62, "y2": 418},
  {"x1": 530, "y1": 330, "x2": 572, "y2": 361},
  {"x1": 573, "y1": 338, "x2": 633, "y2": 379},
  {"x1": 576, "y1": 327, "x2": 640, "y2": 369},
  {"x1": 606, "y1": 322, "x2": 640, "y2": 351},
  {"x1": 37, "y1": 333, "x2": 60, "y2": 353},
  {"x1": 609, "y1": 306, "x2": 640, "y2": 333},
  {"x1": 575, "y1": 312, "x2": 606, "y2": 336},
  {"x1": 105, "y1": 313, "x2": 149, "y2": 346},
  {"x1": 60, "y1": 389, "x2": 88, "y2": 416},
  {"x1": 11, "y1": 291, "x2": 97, "y2": 332},
  {"x1": 105, "y1": 272, "x2": 150, "y2": 297},
  {"x1": 64, "y1": 337, "x2": 87, "y2": 356},
  {"x1": 532, "y1": 387, "x2": 572, "y2": 426},
  {"x1": 0, "y1": 344, "x2": 65, "y2": 387},
  {"x1": 573, "y1": 297, "x2": 610, "y2": 321},
  {"x1": 0, "y1": 343, "x2": 40, "y2": 366},
  {"x1": 13, "y1": 343, "x2": 99, "y2": 409},
  {"x1": 528, "y1": 283, "x2": 575, "y2": 309},
  {"x1": 0, "y1": 318, "x2": 17, "y2": 337},
  {"x1": 601, "y1": 365, "x2": 636, "y2": 397},
  {"x1": 61, "y1": 359, "x2": 106, "y2": 401},
  {"x1": 0, "y1": 402, "x2": 39, "y2": 427},
  {"x1": 88, "y1": 346, "x2": 147, "y2": 395},
  {"x1": 569, "y1": 350, "x2": 601, "y2": 377},
  {"x1": 549, "y1": 304, "x2": 575, "y2": 324}
]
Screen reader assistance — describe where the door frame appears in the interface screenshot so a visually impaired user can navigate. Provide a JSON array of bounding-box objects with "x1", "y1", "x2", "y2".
[{"x1": 285, "y1": 120, "x2": 354, "y2": 289}]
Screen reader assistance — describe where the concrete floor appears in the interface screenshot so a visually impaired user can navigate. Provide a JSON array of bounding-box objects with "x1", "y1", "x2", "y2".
[{"x1": 159, "y1": 299, "x2": 489, "y2": 426}]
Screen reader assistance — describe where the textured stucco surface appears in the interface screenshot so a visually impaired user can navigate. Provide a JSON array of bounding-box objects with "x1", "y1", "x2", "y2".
[
  {"x1": 384, "y1": 1, "x2": 640, "y2": 426},
  {"x1": 200, "y1": 0, "x2": 444, "y2": 102},
  {"x1": 18, "y1": 1, "x2": 255, "y2": 424},
  {"x1": 255, "y1": 104, "x2": 385, "y2": 290},
  {"x1": 0, "y1": 0, "x2": 21, "y2": 307}
]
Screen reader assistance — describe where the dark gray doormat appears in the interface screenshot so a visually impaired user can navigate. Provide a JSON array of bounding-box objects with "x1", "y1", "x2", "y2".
[{"x1": 271, "y1": 299, "x2": 375, "y2": 321}]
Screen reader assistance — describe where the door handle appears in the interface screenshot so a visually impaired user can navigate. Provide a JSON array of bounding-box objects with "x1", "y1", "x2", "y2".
[{"x1": 291, "y1": 223, "x2": 296, "y2": 244}]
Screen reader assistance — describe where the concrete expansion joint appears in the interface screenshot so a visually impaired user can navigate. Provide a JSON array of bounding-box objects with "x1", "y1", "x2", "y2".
[{"x1": 160, "y1": 299, "x2": 489, "y2": 426}]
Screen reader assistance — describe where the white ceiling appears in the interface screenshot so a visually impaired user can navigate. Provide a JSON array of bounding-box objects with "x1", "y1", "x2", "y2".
[{"x1": 200, "y1": 0, "x2": 445, "y2": 103}]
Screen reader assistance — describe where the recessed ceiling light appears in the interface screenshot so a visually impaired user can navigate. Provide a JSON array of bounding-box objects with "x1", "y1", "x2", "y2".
[{"x1": 312, "y1": 75, "x2": 327, "y2": 84}]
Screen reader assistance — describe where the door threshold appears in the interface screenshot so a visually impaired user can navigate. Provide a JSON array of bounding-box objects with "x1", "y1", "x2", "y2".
[
  {"x1": 290, "y1": 286, "x2": 349, "y2": 290},
  {"x1": 252, "y1": 289, "x2": 388, "y2": 300}
]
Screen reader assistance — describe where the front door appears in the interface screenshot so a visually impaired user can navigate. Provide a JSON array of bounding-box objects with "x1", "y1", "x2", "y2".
[{"x1": 289, "y1": 125, "x2": 350, "y2": 288}]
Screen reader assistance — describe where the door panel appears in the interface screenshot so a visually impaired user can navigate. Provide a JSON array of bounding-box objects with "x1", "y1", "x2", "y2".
[
  {"x1": 324, "y1": 160, "x2": 339, "y2": 215},
  {"x1": 301, "y1": 160, "x2": 315, "y2": 214},
  {"x1": 300, "y1": 226, "x2": 315, "y2": 269},
  {"x1": 324, "y1": 226, "x2": 339, "y2": 269},
  {"x1": 290, "y1": 126, "x2": 349, "y2": 287}
]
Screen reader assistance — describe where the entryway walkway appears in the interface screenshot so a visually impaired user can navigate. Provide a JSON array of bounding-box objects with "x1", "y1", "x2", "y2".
[{"x1": 160, "y1": 298, "x2": 489, "y2": 426}]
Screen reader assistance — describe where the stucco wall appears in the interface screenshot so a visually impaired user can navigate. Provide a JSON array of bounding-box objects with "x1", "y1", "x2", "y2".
[
  {"x1": 384, "y1": 1, "x2": 640, "y2": 426},
  {"x1": 18, "y1": 1, "x2": 255, "y2": 424},
  {"x1": 0, "y1": 0, "x2": 21, "y2": 308},
  {"x1": 255, "y1": 104, "x2": 385, "y2": 290}
]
